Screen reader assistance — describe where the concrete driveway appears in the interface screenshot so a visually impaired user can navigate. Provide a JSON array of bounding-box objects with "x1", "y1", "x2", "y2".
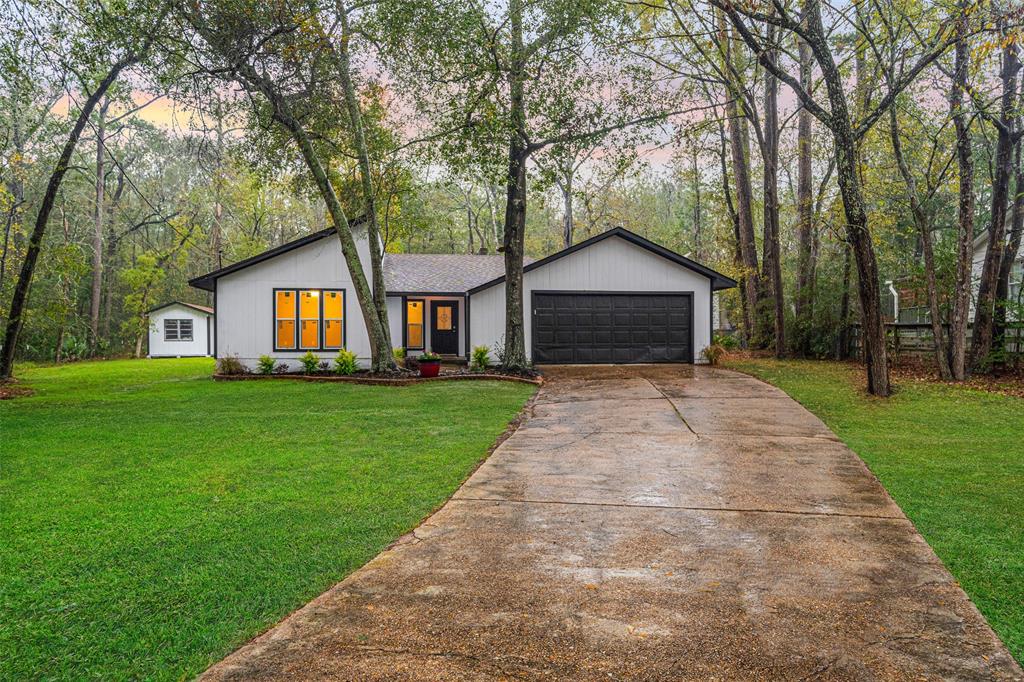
[{"x1": 203, "y1": 365, "x2": 1021, "y2": 680}]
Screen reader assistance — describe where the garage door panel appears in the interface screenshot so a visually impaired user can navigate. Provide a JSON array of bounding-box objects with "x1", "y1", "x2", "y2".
[{"x1": 533, "y1": 292, "x2": 691, "y2": 364}]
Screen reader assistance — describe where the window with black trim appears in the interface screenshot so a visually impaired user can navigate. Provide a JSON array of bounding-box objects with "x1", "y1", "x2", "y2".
[
  {"x1": 164, "y1": 319, "x2": 193, "y2": 342},
  {"x1": 406, "y1": 299, "x2": 424, "y2": 349},
  {"x1": 273, "y1": 289, "x2": 344, "y2": 351}
]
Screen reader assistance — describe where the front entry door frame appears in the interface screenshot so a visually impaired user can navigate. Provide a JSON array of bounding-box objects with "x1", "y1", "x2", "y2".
[{"x1": 430, "y1": 300, "x2": 459, "y2": 355}]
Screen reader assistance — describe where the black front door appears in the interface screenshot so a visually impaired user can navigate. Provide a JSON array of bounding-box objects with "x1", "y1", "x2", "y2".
[{"x1": 430, "y1": 301, "x2": 459, "y2": 355}]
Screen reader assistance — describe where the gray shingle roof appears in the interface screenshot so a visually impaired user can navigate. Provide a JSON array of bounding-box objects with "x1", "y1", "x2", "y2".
[{"x1": 383, "y1": 253, "x2": 519, "y2": 293}]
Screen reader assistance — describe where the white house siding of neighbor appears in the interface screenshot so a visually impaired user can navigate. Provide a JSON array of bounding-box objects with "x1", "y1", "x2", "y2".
[
  {"x1": 972, "y1": 230, "x2": 1023, "y2": 321},
  {"x1": 147, "y1": 302, "x2": 214, "y2": 358},
  {"x1": 189, "y1": 226, "x2": 736, "y2": 370}
]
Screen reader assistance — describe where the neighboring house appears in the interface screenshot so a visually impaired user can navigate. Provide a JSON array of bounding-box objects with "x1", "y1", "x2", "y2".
[
  {"x1": 188, "y1": 226, "x2": 736, "y2": 369},
  {"x1": 147, "y1": 302, "x2": 214, "y2": 358},
  {"x1": 971, "y1": 230, "x2": 1023, "y2": 321}
]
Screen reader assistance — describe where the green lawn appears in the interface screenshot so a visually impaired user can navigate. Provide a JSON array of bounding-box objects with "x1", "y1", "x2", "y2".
[
  {"x1": 0, "y1": 358, "x2": 535, "y2": 680},
  {"x1": 724, "y1": 357, "x2": 1023, "y2": 664}
]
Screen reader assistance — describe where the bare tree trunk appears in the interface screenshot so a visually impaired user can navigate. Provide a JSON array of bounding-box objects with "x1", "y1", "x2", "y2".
[
  {"x1": 500, "y1": 0, "x2": 530, "y2": 370},
  {"x1": 691, "y1": 146, "x2": 703, "y2": 260},
  {"x1": 336, "y1": 3, "x2": 396, "y2": 370},
  {"x1": 212, "y1": 95, "x2": 226, "y2": 270},
  {"x1": 102, "y1": 170, "x2": 125, "y2": 341},
  {"x1": 837, "y1": 243, "x2": 852, "y2": 360},
  {"x1": 720, "y1": 12, "x2": 759, "y2": 342},
  {"x1": 949, "y1": 7, "x2": 974, "y2": 381},
  {"x1": 559, "y1": 169, "x2": 575, "y2": 248},
  {"x1": 995, "y1": 141, "x2": 1024, "y2": 356},
  {"x1": 1, "y1": 58, "x2": 135, "y2": 380},
  {"x1": 89, "y1": 98, "x2": 110, "y2": 353},
  {"x1": 795, "y1": 33, "x2": 814, "y2": 357},
  {"x1": 762, "y1": 25, "x2": 784, "y2": 357},
  {"x1": 889, "y1": 107, "x2": 952, "y2": 379},
  {"x1": 971, "y1": 32, "x2": 1020, "y2": 372}
]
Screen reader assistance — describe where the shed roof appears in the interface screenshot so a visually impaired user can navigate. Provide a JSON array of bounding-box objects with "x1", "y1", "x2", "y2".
[{"x1": 147, "y1": 301, "x2": 214, "y2": 316}]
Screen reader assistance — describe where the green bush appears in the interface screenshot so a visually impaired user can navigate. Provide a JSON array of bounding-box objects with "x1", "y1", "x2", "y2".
[
  {"x1": 299, "y1": 351, "x2": 320, "y2": 375},
  {"x1": 713, "y1": 332, "x2": 740, "y2": 350},
  {"x1": 334, "y1": 349, "x2": 358, "y2": 375},
  {"x1": 392, "y1": 347, "x2": 406, "y2": 360},
  {"x1": 471, "y1": 345, "x2": 491, "y2": 372},
  {"x1": 702, "y1": 343, "x2": 727, "y2": 366},
  {"x1": 217, "y1": 355, "x2": 248, "y2": 375},
  {"x1": 257, "y1": 355, "x2": 276, "y2": 375}
]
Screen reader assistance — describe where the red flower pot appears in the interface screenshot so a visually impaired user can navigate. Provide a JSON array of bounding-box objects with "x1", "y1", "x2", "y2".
[{"x1": 419, "y1": 361, "x2": 441, "y2": 378}]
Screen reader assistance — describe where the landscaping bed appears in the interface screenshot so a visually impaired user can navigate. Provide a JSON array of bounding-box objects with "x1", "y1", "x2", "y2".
[{"x1": 213, "y1": 370, "x2": 542, "y2": 386}]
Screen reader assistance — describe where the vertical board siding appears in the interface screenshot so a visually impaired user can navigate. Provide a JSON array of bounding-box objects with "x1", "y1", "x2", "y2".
[
  {"x1": 469, "y1": 236, "x2": 714, "y2": 363},
  {"x1": 147, "y1": 305, "x2": 213, "y2": 358}
]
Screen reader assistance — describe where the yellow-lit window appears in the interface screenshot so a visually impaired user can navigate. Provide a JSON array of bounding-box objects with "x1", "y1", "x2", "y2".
[
  {"x1": 406, "y1": 300, "x2": 424, "y2": 349},
  {"x1": 275, "y1": 290, "x2": 296, "y2": 349},
  {"x1": 299, "y1": 290, "x2": 320, "y2": 349},
  {"x1": 323, "y1": 290, "x2": 344, "y2": 349}
]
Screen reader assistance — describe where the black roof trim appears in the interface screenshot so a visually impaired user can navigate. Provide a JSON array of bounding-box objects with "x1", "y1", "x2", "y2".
[
  {"x1": 189, "y1": 227, "x2": 338, "y2": 291},
  {"x1": 146, "y1": 300, "x2": 214, "y2": 315},
  {"x1": 467, "y1": 227, "x2": 737, "y2": 295}
]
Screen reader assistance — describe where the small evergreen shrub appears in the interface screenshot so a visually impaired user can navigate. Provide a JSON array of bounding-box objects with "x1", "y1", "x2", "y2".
[
  {"x1": 334, "y1": 349, "x2": 358, "y2": 375},
  {"x1": 299, "y1": 350, "x2": 320, "y2": 375},
  {"x1": 217, "y1": 355, "x2": 248, "y2": 375},
  {"x1": 713, "y1": 332, "x2": 740, "y2": 351},
  {"x1": 471, "y1": 345, "x2": 491, "y2": 372},
  {"x1": 257, "y1": 355, "x2": 276, "y2": 375},
  {"x1": 392, "y1": 347, "x2": 406, "y2": 361}
]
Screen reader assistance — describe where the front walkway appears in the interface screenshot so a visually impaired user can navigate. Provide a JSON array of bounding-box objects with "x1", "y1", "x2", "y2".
[{"x1": 203, "y1": 365, "x2": 1021, "y2": 680}]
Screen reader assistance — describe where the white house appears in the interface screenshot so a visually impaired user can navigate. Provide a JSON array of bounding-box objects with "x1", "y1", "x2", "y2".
[
  {"x1": 188, "y1": 226, "x2": 736, "y2": 369},
  {"x1": 971, "y1": 230, "x2": 1023, "y2": 320},
  {"x1": 147, "y1": 301, "x2": 214, "y2": 358}
]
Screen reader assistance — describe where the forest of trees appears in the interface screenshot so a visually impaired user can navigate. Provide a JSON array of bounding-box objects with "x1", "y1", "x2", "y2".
[{"x1": 2, "y1": 0, "x2": 1022, "y2": 393}]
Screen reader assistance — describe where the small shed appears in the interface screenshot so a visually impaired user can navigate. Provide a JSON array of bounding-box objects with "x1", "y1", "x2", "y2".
[{"x1": 147, "y1": 301, "x2": 214, "y2": 358}]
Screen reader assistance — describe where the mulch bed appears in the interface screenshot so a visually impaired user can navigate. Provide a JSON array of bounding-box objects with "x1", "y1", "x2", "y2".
[
  {"x1": 0, "y1": 382, "x2": 34, "y2": 400},
  {"x1": 892, "y1": 357, "x2": 1024, "y2": 399},
  {"x1": 213, "y1": 371, "x2": 542, "y2": 386}
]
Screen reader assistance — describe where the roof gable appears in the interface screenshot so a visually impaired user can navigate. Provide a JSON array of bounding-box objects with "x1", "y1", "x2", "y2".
[
  {"x1": 147, "y1": 301, "x2": 214, "y2": 316},
  {"x1": 467, "y1": 227, "x2": 737, "y2": 294}
]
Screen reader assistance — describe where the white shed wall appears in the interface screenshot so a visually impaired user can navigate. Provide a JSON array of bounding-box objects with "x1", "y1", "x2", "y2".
[
  {"x1": 216, "y1": 235, "x2": 374, "y2": 370},
  {"x1": 148, "y1": 304, "x2": 212, "y2": 357},
  {"x1": 469, "y1": 236, "x2": 714, "y2": 363}
]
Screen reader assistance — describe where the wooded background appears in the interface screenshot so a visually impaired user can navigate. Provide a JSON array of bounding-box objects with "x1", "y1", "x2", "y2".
[{"x1": 2, "y1": 0, "x2": 1022, "y2": 393}]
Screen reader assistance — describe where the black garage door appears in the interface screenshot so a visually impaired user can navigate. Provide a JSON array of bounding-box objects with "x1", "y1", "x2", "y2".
[{"x1": 532, "y1": 292, "x2": 692, "y2": 364}]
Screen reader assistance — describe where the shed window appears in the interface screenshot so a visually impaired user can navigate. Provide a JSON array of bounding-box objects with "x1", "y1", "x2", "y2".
[
  {"x1": 274, "y1": 289, "x2": 345, "y2": 351},
  {"x1": 164, "y1": 319, "x2": 193, "y2": 342}
]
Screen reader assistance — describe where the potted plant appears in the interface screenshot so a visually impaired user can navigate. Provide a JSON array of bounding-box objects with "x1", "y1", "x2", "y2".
[{"x1": 417, "y1": 351, "x2": 442, "y2": 377}]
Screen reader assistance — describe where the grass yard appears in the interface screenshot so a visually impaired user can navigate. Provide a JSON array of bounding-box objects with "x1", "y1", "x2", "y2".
[
  {"x1": 724, "y1": 357, "x2": 1023, "y2": 664},
  {"x1": 0, "y1": 358, "x2": 535, "y2": 680}
]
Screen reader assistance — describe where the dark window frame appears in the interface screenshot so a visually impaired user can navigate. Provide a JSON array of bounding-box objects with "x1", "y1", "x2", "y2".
[
  {"x1": 272, "y1": 288, "x2": 347, "y2": 353},
  {"x1": 164, "y1": 318, "x2": 194, "y2": 342},
  {"x1": 403, "y1": 298, "x2": 426, "y2": 350}
]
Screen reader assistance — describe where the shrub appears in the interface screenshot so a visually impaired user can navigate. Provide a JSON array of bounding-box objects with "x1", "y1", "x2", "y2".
[
  {"x1": 299, "y1": 350, "x2": 320, "y2": 375},
  {"x1": 334, "y1": 349, "x2": 358, "y2": 375},
  {"x1": 217, "y1": 355, "x2": 248, "y2": 375},
  {"x1": 257, "y1": 355, "x2": 276, "y2": 375},
  {"x1": 318, "y1": 361, "x2": 330, "y2": 373},
  {"x1": 713, "y1": 332, "x2": 740, "y2": 350},
  {"x1": 702, "y1": 343, "x2": 726, "y2": 366},
  {"x1": 273, "y1": 362, "x2": 290, "y2": 374},
  {"x1": 471, "y1": 345, "x2": 491, "y2": 372},
  {"x1": 392, "y1": 347, "x2": 406, "y2": 360},
  {"x1": 418, "y1": 351, "x2": 441, "y2": 362}
]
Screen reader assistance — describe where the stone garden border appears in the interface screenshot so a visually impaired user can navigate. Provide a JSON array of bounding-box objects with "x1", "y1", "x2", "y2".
[{"x1": 212, "y1": 372, "x2": 542, "y2": 387}]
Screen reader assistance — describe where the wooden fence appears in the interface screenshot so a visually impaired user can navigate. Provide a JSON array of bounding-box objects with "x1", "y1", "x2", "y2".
[{"x1": 852, "y1": 323, "x2": 1024, "y2": 358}]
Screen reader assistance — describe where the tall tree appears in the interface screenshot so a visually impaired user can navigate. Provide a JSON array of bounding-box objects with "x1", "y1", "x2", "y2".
[
  {"x1": 949, "y1": 1, "x2": 975, "y2": 381},
  {"x1": 971, "y1": 19, "x2": 1021, "y2": 371},
  {"x1": 381, "y1": 0, "x2": 679, "y2": 368},
  {"x1": 794, "y1": 31, "x2": 815, "y2": 356},
  {"x1": 715, "y1": 0, "x2": 957, "y2": 396}
]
